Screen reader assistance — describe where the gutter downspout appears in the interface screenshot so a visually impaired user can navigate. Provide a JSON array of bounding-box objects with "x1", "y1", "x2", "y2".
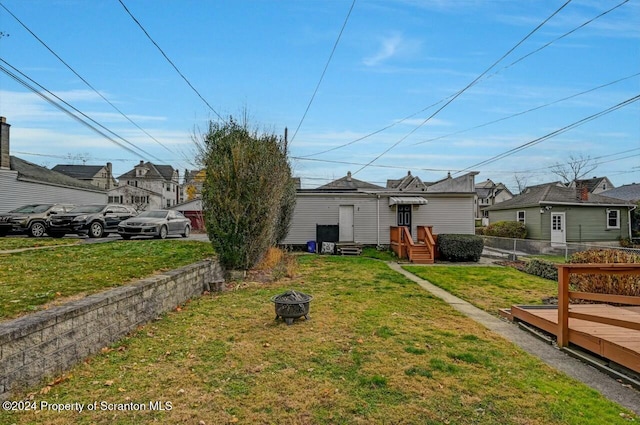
[
  {"x1": 376, "y1": 195, "x2": 380, "y2": 246},
  {"x1": 629, "y1": 205, "x2": 637, "y2": 240}
]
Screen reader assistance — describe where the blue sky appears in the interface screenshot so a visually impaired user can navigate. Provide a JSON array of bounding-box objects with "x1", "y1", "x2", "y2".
[{"x1": 0, "y1": 0, "x2": 638, "y2": 191}]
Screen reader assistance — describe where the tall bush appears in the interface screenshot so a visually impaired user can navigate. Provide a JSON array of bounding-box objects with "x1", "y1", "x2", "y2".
[
  {"x1": 569, "y1": 249, "x2": 640, "y2": 297},
  {"x1": 199, "y1": 117, "x2": 295, "y2": 270}
]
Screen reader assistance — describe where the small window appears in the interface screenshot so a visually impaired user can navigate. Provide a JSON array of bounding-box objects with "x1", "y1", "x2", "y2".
[
  {"x1": 517, "y1": 211, "x2": 525, "y2": 223},
  {"x1": 607, "y1": 210, "x2": 620, "y2": 229}
]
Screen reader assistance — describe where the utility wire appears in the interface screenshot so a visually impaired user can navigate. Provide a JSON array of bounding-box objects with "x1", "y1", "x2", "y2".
[
  {"x1": 0, "y1": 1, "x2": 177, "y2": 157},
  {"x1": 289, "y1": 0, "x2": 356, "y2": 144},
  {"x1": 413, "y1": 72, "x2": 640, "y2": 146},
  {"x1": 118, "y1": 0, "x2": 223, "y2": 121},
  {"x1": 456, "y1": 94, "x2": 640, "y2": 173},
  {"x1": 305, "y1": 0, "x2": 623, "y2": 159},
  {"x1": 0, "y1": 59, "x2": 164, "y2": 161},
  {"x1": 351, "y1": 0, "x2": 573, "y2": 176}
]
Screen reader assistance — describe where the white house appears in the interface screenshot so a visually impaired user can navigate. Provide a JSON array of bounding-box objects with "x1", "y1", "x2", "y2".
[
  {"x1": 0, "y1": 117, "x2": 106, "y2": 213},
  {"x1": 109, "y1": 161, "x2": 180, "y2": 211},
  {"x1": 281, "y1": 171, "x2": 478, "y2": 247}
]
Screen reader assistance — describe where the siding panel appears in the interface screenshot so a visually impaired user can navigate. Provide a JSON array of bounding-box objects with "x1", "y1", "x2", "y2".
[{"x1": 1, "y1": 170, "x2": 106, "y2": 213}]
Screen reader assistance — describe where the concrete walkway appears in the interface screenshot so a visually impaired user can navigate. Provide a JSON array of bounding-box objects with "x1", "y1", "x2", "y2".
[{"x1": 386, "y1": 262, "x2": 640, "y2": 415}]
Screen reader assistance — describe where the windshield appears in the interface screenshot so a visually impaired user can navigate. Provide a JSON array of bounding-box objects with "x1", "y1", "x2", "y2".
[
  {"x1": 9, "y1": 204, "x2": 52, "y2": 214},
  {"x1": 136, "y1": 210, "x2": 169, "y2": 219},
  {"x1": 69, "y1": 205, "x2": 107, "y2": 213}
]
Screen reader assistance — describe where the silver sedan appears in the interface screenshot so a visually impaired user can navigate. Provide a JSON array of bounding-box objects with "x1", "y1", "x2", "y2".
[{"x1": 117, "y1": 210, "x2": 191, "y2": 240}]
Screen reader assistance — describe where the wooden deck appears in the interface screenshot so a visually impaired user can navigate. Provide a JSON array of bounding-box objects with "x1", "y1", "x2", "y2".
[{"x1": 510, "y1": 304, "x2": 640, "y2": 374}]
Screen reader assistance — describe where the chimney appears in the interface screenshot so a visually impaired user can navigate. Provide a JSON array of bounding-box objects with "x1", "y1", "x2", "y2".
[
  {"x1": 346, "y1": 171, "x2": 352, "y2": 182},
  {"x1": 139, "y1": 160, "x2": 144, "y2": 166},
  {"x1": 575, "y1": 181, "x2": 589, "y2": 201},
  {"x1": 0, "y1": 117, "x2": 10, "y2": 169},
  {"x1": 106, "y1": 162, "x2": 113, "y2": 189}
]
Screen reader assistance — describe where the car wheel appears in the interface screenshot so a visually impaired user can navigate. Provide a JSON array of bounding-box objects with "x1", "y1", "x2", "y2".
[
  {"x1": 89, "y1": 222, "x2": 104, "y2": 238},
  {"x1": 121, "y1": 235, "x2": 132, "y2": 240},
  {"x1": 48, "y1": 231, "x2": 65, "y2": 238},
  {"x1": 182, "y1": 225, "x2": 191, "y2": 238},
  {"x1": 156, "y1": 225, "x2": 168, "y2": 240},
  {"x1": 28, "y1": 221, "x2": 47, "y2": 237}
]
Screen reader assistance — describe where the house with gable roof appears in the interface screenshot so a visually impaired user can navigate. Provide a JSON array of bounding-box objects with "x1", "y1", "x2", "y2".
[
  {"x1": 108, "y1": 160, "x2": 179, "y2": 211},
  {"x1": 475, "y1": 178, "x2": 513, "y2": 221},
  {"x1": 484, "y1": 182, "x2": 634, "y2": 244},
  {"x1": 569, "y1": 176, "x2": 615, "y2": 195},
  {"x1": 281, "y1": 170, "x2": 478, "y2": 259},
  {"x1": 0, "y1": 117, "x2": 106, "y2": 214},
  {"x1": 52, "y1": 163, "x2": 117, "y2": 190}
]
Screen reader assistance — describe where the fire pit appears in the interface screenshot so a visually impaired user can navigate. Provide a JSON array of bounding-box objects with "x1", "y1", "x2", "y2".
[{"x1": 271, "y1": 290, "x2": 313, "y2": 325}]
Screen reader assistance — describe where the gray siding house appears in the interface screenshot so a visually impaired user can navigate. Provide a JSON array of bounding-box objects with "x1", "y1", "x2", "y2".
[
  {"x1": 485, "y1": 183, "x2": 634, "y2": 244},
  {"x1": 281, "y1": 171, "x2": 478, "y2": 246},
  {"x1": 0, "y1": 117, "x2": 106, "y2": 213}
]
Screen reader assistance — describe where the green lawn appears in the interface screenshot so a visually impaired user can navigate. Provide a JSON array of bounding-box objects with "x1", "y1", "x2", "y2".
[
  {"x1": 403, "y1": 265, "x2": 558, "y2": 314},
  {"x1": 0, "y1": 256, "x2": 634, "y2": 424},
  {"x1": 0, "y1": 237, "x2": 81, "y2": 251},
  {"x1": 0, "y1": 240, "x2": 214, "y2": 320}
]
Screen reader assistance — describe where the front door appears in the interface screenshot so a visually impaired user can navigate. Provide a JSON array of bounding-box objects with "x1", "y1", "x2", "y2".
[
  {"x1": 339, "y1": 205, "x2": 354, "y2": 242},
  {"x1": 397, "y1": 205, "x2": 412, "y2": 231},
  {"x1": 551, "y1": 212, "x2": 566, "y2": 245}
]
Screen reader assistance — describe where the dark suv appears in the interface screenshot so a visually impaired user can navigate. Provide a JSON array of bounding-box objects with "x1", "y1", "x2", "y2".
[
  {"x1": 47, "y1": 204, "x2": 137, "y2": 238},
  {"x1": 0, "y1": 204, "x2": 75, "y2": 237}
]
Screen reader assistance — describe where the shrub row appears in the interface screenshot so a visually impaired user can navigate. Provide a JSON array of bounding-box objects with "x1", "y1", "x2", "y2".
[
  {"x1": 437, "y1": 234, "x2": 484, "y2": 262},
  {"x1": 568, "y1": 249, "x2": 640, "y2": 297},
  {"x1": 483, "y1": 221, "x2": 526, "y2": 239},
  {"x1": 524, "y1": 259, "x2": 558, "y2": 281}
]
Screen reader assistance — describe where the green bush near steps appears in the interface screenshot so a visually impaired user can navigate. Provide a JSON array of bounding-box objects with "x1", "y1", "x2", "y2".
[{"x1": 437, "y1": 234, "x2": 484, "y2": 262}]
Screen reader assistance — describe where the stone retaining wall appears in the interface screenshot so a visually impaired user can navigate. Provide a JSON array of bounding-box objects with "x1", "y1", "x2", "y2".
[{"x1": 0, "y1": 259, "x2": 224, "y2": 401}]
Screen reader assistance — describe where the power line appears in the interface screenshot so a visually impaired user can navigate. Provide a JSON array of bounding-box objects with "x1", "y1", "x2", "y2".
[
  {"x1": 118, "y1": 0, "x2": 223, "y2": 121},
  {"x1": 0, "y1": 59, "x2": 164, "y2": 161},
  {"x1": 0, "y1": 1, "x2": 177, "y2": 157},
  {"x1": 412, "y1": 72, "x2": 640, "y2": 146},
  {"x1": 303, "y1": 0, "x2": 623, "y2": 159},
  {"x1": 289, "y1": 0, "x2": 356, "y2": 144},
  {"x1": 456, "y1": 94, "x2": 640, "y2": 173},
  {"x1": 292, "y1": 155, "x2": 451, "y2": 172},
  {"x1": 350, "y1": 0, "x2": 573, "y2": 176}
]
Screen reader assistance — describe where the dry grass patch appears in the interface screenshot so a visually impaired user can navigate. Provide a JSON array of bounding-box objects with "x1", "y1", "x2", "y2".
[
  {"x1": 0, "y1": 237, "x2": 81, "y2": 251},
  {"x1": 0, "y1": 256, "x2": 635, "y2": 424}
]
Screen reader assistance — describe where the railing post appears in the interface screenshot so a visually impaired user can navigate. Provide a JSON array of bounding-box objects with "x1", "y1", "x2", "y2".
[{"x1": 557, "y1": 265, "x2": 570, "y2": 347}]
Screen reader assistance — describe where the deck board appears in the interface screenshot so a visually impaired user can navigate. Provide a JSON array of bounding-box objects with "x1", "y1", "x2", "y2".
[{"x1": 511, "y1": 304, "x2": 640, "y2": 373}]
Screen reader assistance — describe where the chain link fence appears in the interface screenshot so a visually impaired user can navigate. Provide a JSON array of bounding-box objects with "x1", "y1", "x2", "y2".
[{"x1": 481, "y1": 235, "x2": 640, "y2": 261}]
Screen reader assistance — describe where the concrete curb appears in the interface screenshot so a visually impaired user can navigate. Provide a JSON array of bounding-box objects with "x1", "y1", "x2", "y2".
[{"x1": 386, "y1": 262, "x2": 640, "y2": 415}]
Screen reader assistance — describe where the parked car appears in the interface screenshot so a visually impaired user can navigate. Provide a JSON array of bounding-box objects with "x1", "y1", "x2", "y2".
[
  {"x1": 117, "y1": 210, "x2": 191, "y2": 239},
  {"x1": 47, "y1": 204, "x2": 137, "y2": 238},
  {"x1": 0, "y1": 204, "x2": 75, "y2": 237}
]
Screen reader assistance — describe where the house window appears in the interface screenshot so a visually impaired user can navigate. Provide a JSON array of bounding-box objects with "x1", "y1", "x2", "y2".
[
  {"x1": 517, "y1": 211, "x2": 525, "y2": 223},
  {"x1": 607, "y1": 210, "x2": 620, "y2": 229}
]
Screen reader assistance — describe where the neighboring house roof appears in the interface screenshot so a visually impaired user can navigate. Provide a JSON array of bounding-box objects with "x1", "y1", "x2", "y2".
[
  {"x1": 476, "y1": 188, "x2": 492, "y2": 198},
  {"x1": 572, "y1": 176, "x2": 612, "y2": 193},
  {"x1": 601, "y1": 183, "x2": 640, "y2": 203},
  {"x1": 524, "y1": 181, "x2": 565, "y2": 191},
  {"x1": 10, "y1": 156, "x2": 104, "y2": 192},
  {"x1": 317, "y1": 171, "x2": 383, "y2": 190},
  {"x1": 485, "y1": 183, "x2": 632, "y2": 211},
  {"x1": 52, "y1": 164, "x2": 104, "y2": 179},
  {"x1": 386, "y1": 171, "x2": 428, "y2": 191},
  {"x1": 118, "y1": 161, "x2": 177, "y2": 181}
]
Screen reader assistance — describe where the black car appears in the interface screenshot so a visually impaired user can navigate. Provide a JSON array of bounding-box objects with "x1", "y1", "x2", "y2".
[
  {"x1": 47, "y1": 204, "x2": 137, "y2": 238},
  {"x1": 0, "y1": 203, "x2": 75, "y2": 237}
]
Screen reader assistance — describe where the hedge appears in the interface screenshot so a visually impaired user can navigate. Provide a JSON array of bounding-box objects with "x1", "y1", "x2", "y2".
[
  {"x1": 437, "y1": 234, "x2": 484, "y2": 262},
  {"x1": 484, "y1": 221, "x2": 526, "y2": 239}
]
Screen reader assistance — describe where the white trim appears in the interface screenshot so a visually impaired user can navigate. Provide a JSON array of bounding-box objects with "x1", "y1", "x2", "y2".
[{"x1": 606, "y1": 209, "x2": 620, "y2": 229}]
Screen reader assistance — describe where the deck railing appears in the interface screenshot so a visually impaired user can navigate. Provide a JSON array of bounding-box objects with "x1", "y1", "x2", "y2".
[{"x1": 557, "y1": 263, "x2": 640, "y2": 347}]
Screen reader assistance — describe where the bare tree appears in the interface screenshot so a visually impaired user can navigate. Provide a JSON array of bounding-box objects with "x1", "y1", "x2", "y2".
[
  {"x1": 513, "y1": 173, "x2": 530, "y2": 194},
  {"x1": 550, "y1": 154, "x2": 597, "y2": 185}
]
